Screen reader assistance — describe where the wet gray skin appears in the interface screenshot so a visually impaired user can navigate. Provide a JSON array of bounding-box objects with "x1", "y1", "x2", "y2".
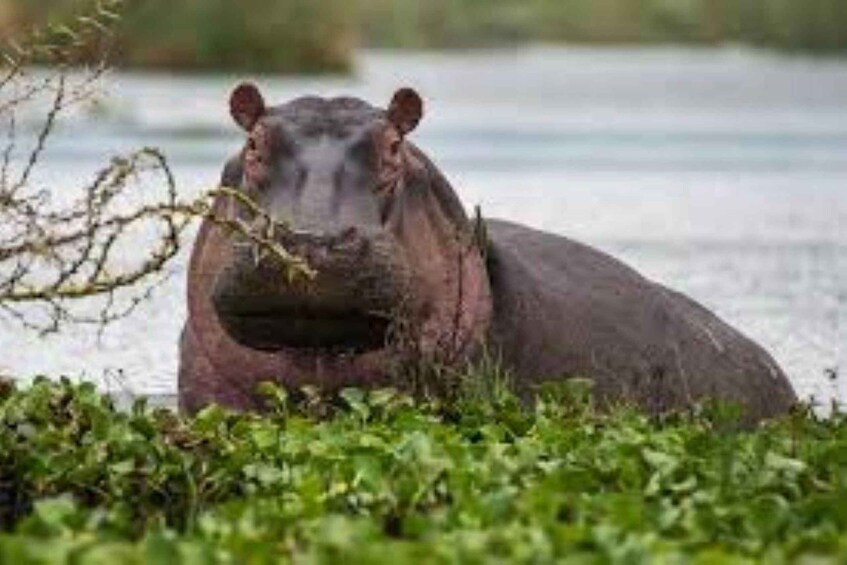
[
  {"x1": 211, "y1": 86, "x2": 446, "y2": 353},
  {"x1": 180, "y1": 83, "x2": 798, "y2": 423}
]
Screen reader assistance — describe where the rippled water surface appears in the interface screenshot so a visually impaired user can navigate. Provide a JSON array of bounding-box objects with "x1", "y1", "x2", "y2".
[{"x1": 2, "y1": 48, "x2": 845, "y2": 403}]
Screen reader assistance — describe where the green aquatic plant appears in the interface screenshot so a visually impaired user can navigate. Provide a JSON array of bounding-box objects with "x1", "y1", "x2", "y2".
[
  {"x1": 2, "y1": 0, "x2": 845, "y2": 74},
  {"x1": 0, "y1": 376, "x2": 846, "y2": 563}
]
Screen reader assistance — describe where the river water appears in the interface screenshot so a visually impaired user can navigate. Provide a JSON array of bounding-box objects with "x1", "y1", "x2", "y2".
[{"x1": 2, "y1": 47, "x2": 845, "y2": 404}]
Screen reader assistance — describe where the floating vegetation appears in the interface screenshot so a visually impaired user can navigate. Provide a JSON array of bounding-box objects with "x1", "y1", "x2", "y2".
[{"x1": 0, "y1": 377, "x2": 846, "y2": 563}]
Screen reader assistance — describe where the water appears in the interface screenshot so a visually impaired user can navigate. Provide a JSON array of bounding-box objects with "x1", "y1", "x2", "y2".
[{"x1": 2, "y1": 47, "x2": 845, "y2": 404}]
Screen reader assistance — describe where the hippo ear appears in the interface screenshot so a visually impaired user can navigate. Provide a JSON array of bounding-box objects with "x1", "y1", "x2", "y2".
[
  {"x1": 230, "y1": 82, "x2": 266, "y2": 131},
  {"x1": 387, "y1": 87, "x2": 423, "y2": 136}
]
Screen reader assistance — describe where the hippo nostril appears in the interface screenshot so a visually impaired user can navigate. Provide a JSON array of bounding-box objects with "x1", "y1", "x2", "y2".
[
  {"x1": 319, "y1": 227, "x2": 353, "y2": 252},
  {"x1": 260, "y1": 226, "x2": 374, "y2": 270},
  {"x1": 340, "y1": 226, "x2": 358, "y2": 241},
  {"x1": 309, "y1": 246, "x2": 330, "y2": 265},
  {"x1": 357, "y1": 237, "x2": 370, "y2": 257},
  {"x1": 297, "y1": 242, "x2": 311, "y2": 260}
]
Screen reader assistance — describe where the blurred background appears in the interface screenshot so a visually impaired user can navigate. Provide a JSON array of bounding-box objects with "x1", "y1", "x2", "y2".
[
  {"x1": 2, "y1": 0, "x2": 846, "y2": 72},
  {"x1": 1, "y1": 0, "x2": 845, "y2": 404}
]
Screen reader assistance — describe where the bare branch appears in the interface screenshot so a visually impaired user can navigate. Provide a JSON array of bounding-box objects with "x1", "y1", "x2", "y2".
[{"x1": 0, "y1": 0, "x2": 313, "y2": 334}]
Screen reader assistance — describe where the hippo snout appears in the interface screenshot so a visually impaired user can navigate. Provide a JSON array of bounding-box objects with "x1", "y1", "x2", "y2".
[
  {"x1": 211, "y1": 227, "x2": 410, "y2": 352},
  {"x1": 277, "y1": 227, "x2": 370, "y2": 267}
]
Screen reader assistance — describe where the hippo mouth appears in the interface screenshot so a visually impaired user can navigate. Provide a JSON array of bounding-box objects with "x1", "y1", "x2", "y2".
[{"x1": 214, "y1": 305, "x2": 392, "y2": 353}]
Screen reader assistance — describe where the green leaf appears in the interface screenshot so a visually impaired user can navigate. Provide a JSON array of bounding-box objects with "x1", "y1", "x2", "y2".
[{"x1": 341, "y1": 388, "x2": 370, "y2": 421}]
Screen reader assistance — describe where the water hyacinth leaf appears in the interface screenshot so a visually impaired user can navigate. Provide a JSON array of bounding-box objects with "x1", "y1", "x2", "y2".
[
  {"x1": 340, "y1": 388, "x2": 370, "y2": 421},
  {"x1": 746, "y1": 494, "x2": 790, "y2": 539},
  {"x1": 257, "y1": 381, "x2": 289, "y2": 412},
  {"x1": 108, "y1": 460, "x2": 136, "y2": 476},
  {"x1": 0, "y1": 379, "x2": 845, "y2": 561},
  {"x1": 765, "y1": 453, "x2": 808, "y2": 475}
]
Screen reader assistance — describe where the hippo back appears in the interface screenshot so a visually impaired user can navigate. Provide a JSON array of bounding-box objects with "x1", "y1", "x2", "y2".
[{"x1": 485, "y1": 219, "x2": 797, "y2": 421}]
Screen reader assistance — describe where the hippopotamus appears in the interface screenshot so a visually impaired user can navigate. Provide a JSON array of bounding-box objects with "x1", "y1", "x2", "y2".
[{"x1": 178, "y1": 83, "x2": 797, "y2": 422}]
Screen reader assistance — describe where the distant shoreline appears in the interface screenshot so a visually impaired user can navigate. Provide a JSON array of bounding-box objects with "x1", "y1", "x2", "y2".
[{"x1": 2, "y1": 0, "x2": 845, "y2": 74}]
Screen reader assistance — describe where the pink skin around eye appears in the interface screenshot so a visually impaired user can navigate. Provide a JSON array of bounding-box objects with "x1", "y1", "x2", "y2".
[{"x1": 244, "y1": 133, "x2": 268, "y2": 188}]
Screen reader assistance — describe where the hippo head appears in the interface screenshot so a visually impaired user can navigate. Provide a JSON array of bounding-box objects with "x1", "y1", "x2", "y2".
[{"x1": 203, "y1": 84, "x2": 492, "y2": 387}]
